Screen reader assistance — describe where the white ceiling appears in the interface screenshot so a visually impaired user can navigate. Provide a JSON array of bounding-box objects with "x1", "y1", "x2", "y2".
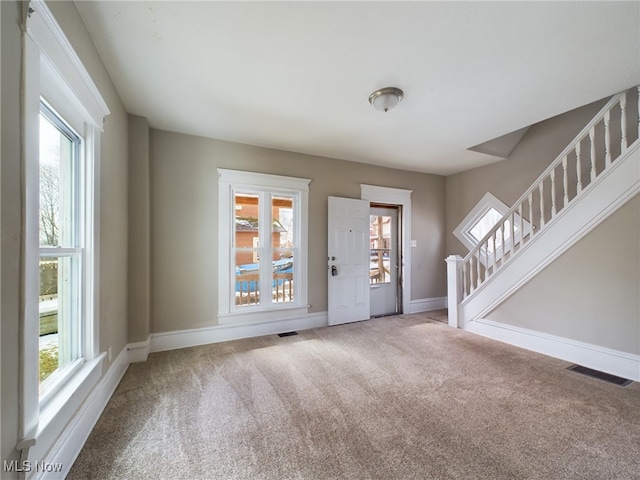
[{"x1": 75, "y1": 1, "x2": 640, "y2": 175}]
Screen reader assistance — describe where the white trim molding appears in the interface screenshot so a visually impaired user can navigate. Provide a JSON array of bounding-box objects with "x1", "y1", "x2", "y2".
[
  {"x1": 409, "y1": 297, "x2": 447, "y2": 314},
  {"x1": 217, "y1": 168, "x2": 311, "y2": 324},
  {"x1": 127, "y1": 337, "x2": 151, "y2": 363},
  {"x1": 151, "y1": 312, "x2": 328, "y2": 353},
  {"x1": 466, "y1": 319, "x2": 640, "y2": 382},
  {"x1": 26, "y1": 0, "x2": 110, "y2": 130},
  {"x1": 360, "y1": 184, "x2": 412, "y2": 315},
  {"x1": 32, "y1": 348, "x2": 127, "y2": 480}
]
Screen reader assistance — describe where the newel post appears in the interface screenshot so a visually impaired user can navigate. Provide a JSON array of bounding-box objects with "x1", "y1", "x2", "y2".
[{"x1": 445, "y1": 255, "x2": 464, "y2": 328}]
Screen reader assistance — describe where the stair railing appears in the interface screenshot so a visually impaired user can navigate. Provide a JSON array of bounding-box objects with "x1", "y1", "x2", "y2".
[{"x1": 455, "y1": 86, "x2": 639, "y2": 303}]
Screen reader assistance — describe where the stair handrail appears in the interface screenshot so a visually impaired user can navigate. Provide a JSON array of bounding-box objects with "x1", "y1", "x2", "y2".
[{"x1": 461, "y1": 86, "x2": 638, "y2": 297}]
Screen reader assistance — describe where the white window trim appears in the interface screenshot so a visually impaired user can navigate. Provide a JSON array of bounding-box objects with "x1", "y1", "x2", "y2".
[
  {"x1": 21, "y1": 0, "x2": 109, "y2": 463},
  {"x1": 453, "y1": 192, "x2": 531, "y2": 264},
  {"x1": 218, "y1": 169, "x2": 311, "y2": 325}
]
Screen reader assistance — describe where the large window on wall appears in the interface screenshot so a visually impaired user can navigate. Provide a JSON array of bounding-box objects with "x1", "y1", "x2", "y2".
[
  {"x1": 22, "y1": 0, "x2": 109, "y2": 460},
  {"x1": 38, "y1": 102, "x2": 84, "y2": 395},
  {"x1": 218, "y1": 169, "x2": 310, "y2": 323}
]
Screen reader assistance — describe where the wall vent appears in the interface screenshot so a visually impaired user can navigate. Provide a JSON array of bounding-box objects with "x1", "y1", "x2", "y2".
[
  {"x1": 567, "y1": 364, "x2": 633, "y2": 386},
  {"x1": 277, "y1": 331, "x2": 298, "y2": 337}
]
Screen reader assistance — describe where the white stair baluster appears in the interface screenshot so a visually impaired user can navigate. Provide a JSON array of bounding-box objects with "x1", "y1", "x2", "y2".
[
  {"x1": 550, "y1": 169, "x2": 557, "y2": 217},
  {"x1": 509, "y1": 212, "x2": 515, "y2": 253},
  {"x1": 476, "y1": 248, "x2": 481, "y2": 286},
  {"x1": 470, "y1": 256, "x2": 476, "y2": 293},
  {"x1": 539, "y1": 182, "x2": 545, "y2": 228},
  {"x1": 528, "y1": 192, "x2": 534, "y2": 238},
  {"x1": 637, "y1": 86, "x2": 640, "y2": 140},
  {"x1": 620, "y1": 91, "x2": 627, "y2": 152},
  {"x1": 462, "y1": 262, "x2": 467, "y2": 297},
  {"x1": 562, "y1": 156, "x2": 569, "y2": 207},
  {"x1": 589, "y1": 126, "x2": 596, "y2": 182},
  {"x1": 494, "y1": 230, "x2": 499, "y2": 270},
  {"x1": 500, "y1": 222, "x2": 506, "y2": 264},
  {"x1": 576, "y1": 142, "x2": 583, "y2": 194},
  {"x1": 518, "y1": 203, "x2": 523, "y2": 249},
  {"x1": 604, "y1": 109, "x2": 611, "y2": 167}
]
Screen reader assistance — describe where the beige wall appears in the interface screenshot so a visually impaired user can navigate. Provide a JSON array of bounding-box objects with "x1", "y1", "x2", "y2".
[
  {"x1": 128, "y1": 115, "x2": 150, "y2": 343},
  {"x1": 445, "y1": 98, "x2": 608, "y2": 256},
  {"x1": 149, "y1": 129, "x2": 446, "y2": 333},
  {"x1": 486, "y1": 195, "x2": 640, "y2": 354},
  {"x1": 1, "y1": 0, "x2": 129, "y2": 470}
]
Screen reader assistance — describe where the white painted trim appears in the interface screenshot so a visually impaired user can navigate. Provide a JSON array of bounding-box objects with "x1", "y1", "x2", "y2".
[
  {"x1": 453, "y1": 192, "x2": 531, "y2": 265},
  {"x1": 26, "y1": 0, "x2": 110, "y2": 129},
  {"x1": 408, "y1": 297, "x2": 447, "y2": 314},
  {"x1": 466, "y1": 319, "x2": 640, "y2": 382},
  {"x1": 28, "y1": 354, "x2": 106, "y2": 472},
  {"x1": 453, "y1": 192, "x2": 510, "y2": 251},
  {"x1": 360, "y1": 184, "x2": 412, "y2": 315},
  {"x1": 151, "y1": 312, "x2": 328, "y2": 353},
  {"x1": 127, "y1": 337, "x2": 151, "y2": 363},
  {"x1": 461, "y1": 143, "x2": 640, "y2": 324},
  {"x1": 34, "y1": 347, "x2": 128, "y2": 480},
  {"x1": 218, "y1": 169, "x2": 311, "y2": 323}
]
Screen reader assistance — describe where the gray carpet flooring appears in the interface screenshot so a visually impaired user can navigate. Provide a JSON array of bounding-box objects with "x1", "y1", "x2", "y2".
[{"x1": 68, "y1": 313, "x2": 640, "y2": 479}]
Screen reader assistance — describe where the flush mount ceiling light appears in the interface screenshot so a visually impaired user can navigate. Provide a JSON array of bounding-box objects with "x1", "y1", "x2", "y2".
[{"x1": 369, "y1": 87, "x2": 404, "y2": 113}]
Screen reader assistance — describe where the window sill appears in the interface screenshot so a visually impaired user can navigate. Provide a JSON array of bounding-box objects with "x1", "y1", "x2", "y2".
[
  {"x1": 30, "y1": 352, "x2": 106, "y2": 463},
  {"x1": 218, "y1": 305, "x2": 310, "y2": 325}
]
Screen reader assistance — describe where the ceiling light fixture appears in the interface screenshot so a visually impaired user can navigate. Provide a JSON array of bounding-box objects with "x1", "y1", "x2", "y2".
[{"x1": 369, "y1": 87, "x2": 404, "y2": 113}]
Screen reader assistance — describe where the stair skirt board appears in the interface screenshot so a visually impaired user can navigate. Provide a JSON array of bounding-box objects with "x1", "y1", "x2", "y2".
[{"x1": 465, "y1": 318, "x2": 640, "y2": 382}]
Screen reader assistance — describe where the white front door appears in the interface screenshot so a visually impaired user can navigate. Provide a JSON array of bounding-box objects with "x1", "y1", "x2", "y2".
[
  {"x1": 328, "y1": 196, "x2": 370, "y2": 325},
  {"x1": 369, "y1": 206, "x2": 399, "y2": 317}
]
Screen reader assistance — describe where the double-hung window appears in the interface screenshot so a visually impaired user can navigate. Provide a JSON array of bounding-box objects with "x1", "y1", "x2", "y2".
[
  {"x1": 38, "y1": 102, "x2": 85, "y2": 397},
  {"x1": 218, "y1": 169, "x2": 310, "y2": 324},
  {"x1": 21, "y1": 0, "x2": 109, "y2": 463}
]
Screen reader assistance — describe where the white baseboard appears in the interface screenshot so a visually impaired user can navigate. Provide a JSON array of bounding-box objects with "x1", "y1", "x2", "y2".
[
  {"x1": 466, "y1": 318, "x2": 640, "y2": 382},
  {"x1": 39, "y1": 346, "x2": 129, "y2": 480},
  {"x1": 408, "y1": 297, "x2": 447, "y2": 314},
  {"x1": 150, "y1": 311, "x2": 329, "y2": 353},
  {"x1": 127, "y1": 336, "x2": 151, "y2": 363}
]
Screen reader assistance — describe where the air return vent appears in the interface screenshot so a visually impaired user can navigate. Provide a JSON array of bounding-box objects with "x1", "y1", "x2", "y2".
[
  {"x1": 277, "y1": 331, "x2": 298, "y2": 338},
  {"x1": 567, "y1": 365, "x2": 633, "y2": 386}
]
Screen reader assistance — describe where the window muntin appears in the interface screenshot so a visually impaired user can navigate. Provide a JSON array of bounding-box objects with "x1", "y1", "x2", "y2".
[{"x1": 38, "y1": 103, "x2": 85, "y2": 394}]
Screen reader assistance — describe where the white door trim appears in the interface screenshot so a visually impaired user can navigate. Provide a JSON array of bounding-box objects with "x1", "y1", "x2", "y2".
[{"x1": 360, "y1": 185, "x2": 412, "y2": 315}]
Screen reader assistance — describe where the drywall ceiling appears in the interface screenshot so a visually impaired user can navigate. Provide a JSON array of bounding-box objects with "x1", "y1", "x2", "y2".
[{"x1": 75, "y1": 1, "x2": 640, "y2": 175}]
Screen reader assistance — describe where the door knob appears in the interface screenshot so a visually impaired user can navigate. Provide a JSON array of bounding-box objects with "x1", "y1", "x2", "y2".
[{"x1": 331, "y1": 265, "x2": 338, "y2": 276}]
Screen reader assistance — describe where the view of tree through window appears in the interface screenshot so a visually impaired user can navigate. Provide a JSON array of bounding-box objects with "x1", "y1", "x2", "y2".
[{"x1": 39, "y1": 105, "x2": 81, "y2": 386}]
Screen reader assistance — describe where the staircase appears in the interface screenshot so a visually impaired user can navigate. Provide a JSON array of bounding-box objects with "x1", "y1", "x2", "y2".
[{"x1": 446, "y1": 86, "x2": 640, "y2": 378}]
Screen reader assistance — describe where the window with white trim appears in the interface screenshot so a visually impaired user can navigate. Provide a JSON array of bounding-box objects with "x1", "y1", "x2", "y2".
[
  {"x1": 20, "y1": 0, "x2": 109, "y2": 457},
  {"x1": 218, "y1": 169, "x2": 310, "y2": 324},
  {"x1": 453, "y1": 192, "x2": 531, "y2": 264}
]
